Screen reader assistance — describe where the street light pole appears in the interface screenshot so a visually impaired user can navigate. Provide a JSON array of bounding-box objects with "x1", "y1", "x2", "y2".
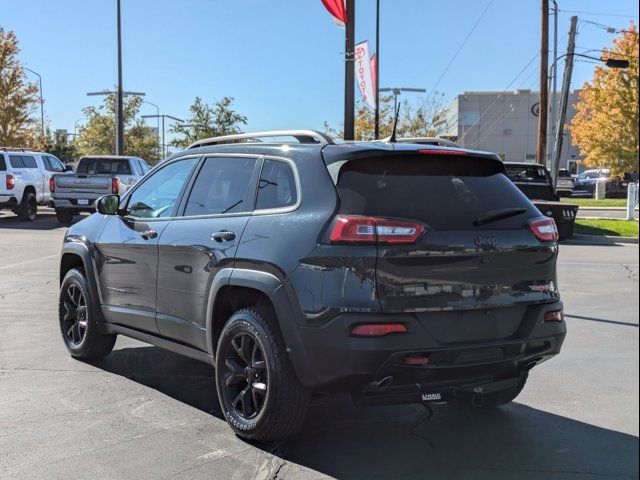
[
  {"x1": 116, "y1": 0, "x2": 124, "y2": 155},
  {"x1": 141, "y1": 114, "x2": 184, "y2": 159},
  {"x1": 379, "y1": 87, "x2": 426, "y2": 118},
  {"x1": 143, "y1": 101, "x2": 161, "y2": 159},
  {"x1": 344, "y1": 0, "x2": 355, "y2": 140}
]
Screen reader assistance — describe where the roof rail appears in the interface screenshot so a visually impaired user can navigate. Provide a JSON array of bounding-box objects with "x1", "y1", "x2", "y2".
[
  {"x1": 186, "y1": 130, "x2": 334, "y2": 149},
  {"x1": 0, "y1": 147, "x2": 30, "y2": 152}
]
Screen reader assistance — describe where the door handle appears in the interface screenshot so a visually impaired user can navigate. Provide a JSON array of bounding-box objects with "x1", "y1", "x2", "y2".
[
  {"x1": 211, "y1": 230, "x2": 236, "y2": 242},
  {"x1": 139, "y1": 229, "x2": 158, "y2": 240}
]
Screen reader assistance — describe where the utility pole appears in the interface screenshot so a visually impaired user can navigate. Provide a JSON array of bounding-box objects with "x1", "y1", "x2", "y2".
[
  {"x1": 116, "y1": 0, "x2": 124, "y2": 155},
  {"x1": 374, "y1": 0, "x2": 380, "y2": 139},
  {"x1": 549, "y1": 0, "x2": 559, "y2": 165},
  {"x1": 536, "y1": 0, "x2": 549, "y2": 166},
  {"x1": 552, "y1": 15, "x2": 578, "y2": 186},
  {"x1": 344, "y1": 0, "x2": 355, "y2": 140}
]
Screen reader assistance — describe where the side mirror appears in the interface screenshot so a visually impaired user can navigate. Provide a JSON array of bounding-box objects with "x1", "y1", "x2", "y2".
[
  {"x1": 65, "y1": 164, "x2": 74, "y2": 172},
  {"x1": 96, "y1": 195, "x2": 120, "y2": 215}
]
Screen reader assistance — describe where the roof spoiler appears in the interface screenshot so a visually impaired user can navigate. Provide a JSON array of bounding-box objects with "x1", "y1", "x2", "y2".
[{"x1": 187, "y1": 130, "x2": 334, "y2": 149}]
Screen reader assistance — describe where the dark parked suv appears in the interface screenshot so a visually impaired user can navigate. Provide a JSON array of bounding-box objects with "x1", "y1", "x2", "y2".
[{"x1": 57, "y1": 130, "x2": 566, "y2": 441}]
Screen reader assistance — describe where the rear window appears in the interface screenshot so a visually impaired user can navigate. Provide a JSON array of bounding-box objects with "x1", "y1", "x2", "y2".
[
  {"x1": 558, "y1": 169, "x2": 571, "y2": 178},
  {"x1": 77, "y1": 158, "x2": 132, "y2": 175},
  {"x1": 504, "y1": 165, "x2": 550, "y2": 184},
  {"x1": 336, "y1": 156, "x2": 536, "y2": 230}
]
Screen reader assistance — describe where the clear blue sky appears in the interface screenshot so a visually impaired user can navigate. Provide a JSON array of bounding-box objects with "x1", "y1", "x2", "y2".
[{"x1": 2, "y1": 0, "x2": 638, "y2": 141}]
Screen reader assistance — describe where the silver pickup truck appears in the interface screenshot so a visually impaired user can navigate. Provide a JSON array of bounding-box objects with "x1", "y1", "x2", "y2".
[{"x1": 51, "y1": 155, "x2": 150, "y2": 224}]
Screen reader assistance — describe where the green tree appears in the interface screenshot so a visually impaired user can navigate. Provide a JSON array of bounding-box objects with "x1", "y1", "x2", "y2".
[
  {"x1": 569, "y1": 23, "x2": 639, "y2": 176},
  {"x1": 44, "y1": 128, "x2": 77, "y2": 164},
  {"x1": 74, "y1": 93, "x2": 159, "y2": 163},
  {"x1": 0, "y1": 27, "x2": 41, "y2": 148},
  {"x1": 170, "y1": 96, "x2": 247, "y2": 148}
]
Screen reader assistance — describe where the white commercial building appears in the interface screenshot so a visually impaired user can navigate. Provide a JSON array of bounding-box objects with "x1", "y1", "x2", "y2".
[{"x1": 435, "y1": 90, "x2": 583, "y2": 172}]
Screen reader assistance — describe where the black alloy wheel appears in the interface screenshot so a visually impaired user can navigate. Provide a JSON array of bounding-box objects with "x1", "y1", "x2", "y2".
[
  {"x1": 222, "y1": 332, "x2": 269, "y2": 419},
  {"x1": 61, "y1": 283, "x2": 88, "y2": 346}
]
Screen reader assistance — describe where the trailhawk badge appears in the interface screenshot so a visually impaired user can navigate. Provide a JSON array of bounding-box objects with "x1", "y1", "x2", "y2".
[{"x1": 422, "y1": 392, "x2": 443, "y2": 401}]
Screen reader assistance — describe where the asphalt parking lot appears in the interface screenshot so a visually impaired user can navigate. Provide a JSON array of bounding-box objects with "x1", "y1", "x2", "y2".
[{"x1": 1, "y1": 208, "x2": 638, "y2": 480}]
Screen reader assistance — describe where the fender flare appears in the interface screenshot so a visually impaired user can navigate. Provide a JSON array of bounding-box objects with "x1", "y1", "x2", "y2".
[
  {"x1": 60, "y1": 241, "x2": 104, "y2": 321},
  {"x1": 205, "y1": 268, "x2": 318, "y2": 387}
]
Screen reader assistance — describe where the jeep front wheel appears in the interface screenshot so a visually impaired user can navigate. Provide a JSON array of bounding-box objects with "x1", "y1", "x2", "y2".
[{"x1": 215, "y1": 307, "x2": 309, "y2": 442}]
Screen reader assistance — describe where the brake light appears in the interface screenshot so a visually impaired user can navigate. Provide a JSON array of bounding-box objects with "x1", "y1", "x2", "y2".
[
  {"x1": 528, "y1": 216, "x2": 558, "y2": 242},
  {"x1": 418, "y1": 148, "x2": 468, "y2": 156},
  {"x1": 329, "y1": 216, "x2": 424, "y2": 244},
  {"x1": 351, "y1": 323, "x2": 407, "y2": 337},
  {"x1": 6, "y1": 174, "x2": 15, "y2": 190},
  {"x1": 544, "y1": 309, "x2": 564, "y2": 322},
  {"x1": 49, "y1": 176, "x2": 55, "y2": 193},
  {"x1": 111, "y1": 177, "x2": 120, "y2": 194}
]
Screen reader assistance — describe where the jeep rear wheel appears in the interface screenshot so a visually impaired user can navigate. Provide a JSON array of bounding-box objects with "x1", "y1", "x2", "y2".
[
  {"x1": 215, "y1": 307, "x2": 309, "y2": 442},
  {"x1": 18, "y1": 192, "x2": 37, "y2": 221}
]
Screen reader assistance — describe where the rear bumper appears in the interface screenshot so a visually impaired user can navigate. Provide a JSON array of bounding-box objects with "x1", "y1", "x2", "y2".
[
  {"x1": 51, "y1": 198, "x2": 97, "y2": 212},
  {"x1": 0, "y1": 195, "x2": 18, "y2": 209},
  {"x1": 297, "y1": 301, "x2": 566, "y2": 393}
]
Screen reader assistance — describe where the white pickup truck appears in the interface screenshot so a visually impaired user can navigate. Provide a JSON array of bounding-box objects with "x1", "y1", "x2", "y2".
[
  {"x1": 0, "y1": 148, "x2": 69, "y2": 221},
  {"x1": 50, "y1": 155, "x2": 150, "y2": 224}
]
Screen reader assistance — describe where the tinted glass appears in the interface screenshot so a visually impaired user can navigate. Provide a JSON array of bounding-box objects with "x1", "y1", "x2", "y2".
[
  {"x1": 336, "y1": 156, "x2": 535, "y2": 230},
  {"x1": 0, "y1": 155, "x2": 6, "y2": 171},
  {"x1": 558, "y1": 169, "x2": 571, "y2": 178},
  {"x1": 184, "y1": 157, "x2": 257, "y2": 216},
  {"x1": 504, "y1": 165, "x2": 549, "y2": 183},
  {"x1": 255, "y1": 159, "x2": 297, "y2": 210},
  {"x1": 126, "y1": 158, "x2": 197, "y2": 218},
  {"x1": 77, "y1": 158, "x2": 133, "y2": 175},
  {"x1": 9, "y1": 155, "x2": 24, "y2": 168}
]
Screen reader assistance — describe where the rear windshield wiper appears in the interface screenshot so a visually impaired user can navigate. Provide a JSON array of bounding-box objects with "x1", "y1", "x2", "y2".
[{"x1": 473, "y1": 208, "x2": 526, "y2": 226}]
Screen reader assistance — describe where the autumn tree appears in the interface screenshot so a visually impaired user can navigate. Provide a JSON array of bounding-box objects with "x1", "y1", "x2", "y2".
[
  {"x1": 324, "y1": 93, "x2": 446, "y2": 141},
  {"x1": 170, "y1": 96, "x2": 247, "y2": 148},
  {"x1": 569, "y1": 23, "x2": 639, "y2": 176},
  {"x1": 74, "y1": 93, "x2": 159, "y2": 163},
  {"x1": 44, "y1": 128, "x2": 77, "y2": 164},
  {"x1": 0, "y1": 27, "x2": 41, "y2": 148}
]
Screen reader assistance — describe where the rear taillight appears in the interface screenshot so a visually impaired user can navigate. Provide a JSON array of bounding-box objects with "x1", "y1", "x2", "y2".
[
  {"x1": 6, "y1": 174, "x2": 15, "y2": 190},
  {"x1": 351, "y1": 323, "x2": 407, "y2": 337},
  {"x1": 49, "y1": 176, "x2": 55, "y2": 193},
  {"x1": 329, "y1": 216, "x2": 424, "y2": 244},
  {"x1": 544, "y1": 309, "x2": 564, "y2": 322},
  {"x1": 111, "y1": 177, "x2": 120, "y2": 194},
  {"x1": 528, "y1": 216, "x2": 558, "y2": 242}
]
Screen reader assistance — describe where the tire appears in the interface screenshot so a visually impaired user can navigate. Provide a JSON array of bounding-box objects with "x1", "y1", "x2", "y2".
[
  {"x1": 468, "y1": 372, "x2": 529, "y2": 408},
  {"x1": 17, "y1": 191, "x2": 37, "y2": 221},
  {"x1": 55, "y1": 209, "x2": 75, "y2": 225},
  {"x1": 215, "y1": 307, "x2": 309, "y2": 442},
  {"x1": 59, "y1": 268, "x2": 116, "y2": 360}
]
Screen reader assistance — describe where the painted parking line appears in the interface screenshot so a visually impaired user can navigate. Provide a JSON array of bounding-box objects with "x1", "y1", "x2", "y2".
[{"x1": 0, "y1": 254, "x2": 59, "y2": 271}]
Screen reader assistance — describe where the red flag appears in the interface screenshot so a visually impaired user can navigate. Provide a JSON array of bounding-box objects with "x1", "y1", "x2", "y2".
[{"x1": 321, "y1": 0, "x2": 347, "y2": 28}]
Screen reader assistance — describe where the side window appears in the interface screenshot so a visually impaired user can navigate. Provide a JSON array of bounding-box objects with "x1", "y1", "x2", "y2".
[
  {"x1": 9, "y1": 155, "x2": 24, "y2": 168},
  {"x1": 22, "y1": 156, "x2": 37, "y2": 168},
  {"x1": 184, "y1": 157, "x2": 258, "y2": 216},
  {"x1": 140, "y1": 160, "x2": 150, "y2": 174},
  {"x1": 47, "y1": 156, "x2": 65, "y2": 172},
  {"x1": 126, "y1": 157, "x2": 197, "y2": 218},
  {"x1": 0, "y1": 154, "x2": 6, "y2": 171},
  {"x1": 42, "y1": 156, "x2": 52, "y2": 171},
  {"x1": 255, "y1": 159, "x2": 298, "y2": 210},
  {"x1": 132, "y1": 159, "x2": 143, "y2": 176}
]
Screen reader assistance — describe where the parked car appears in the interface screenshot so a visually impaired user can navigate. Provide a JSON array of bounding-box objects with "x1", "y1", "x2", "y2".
[
  {"x1": 50, "y1": 155, "x2": 150, "y2": 224},
  {"x1": 503, "y1": 162, "x2": 578, "y2": 240},
  {"x1": 574, "y1": 169, "x2": 609, "y2": 197},
  {"x1": 0, "y1": 147, "x2": 68, "y2": 221},
  {"x1": 57, "y1": 130, "x2": 566, "y2": 441},
  {"x1": 556, "y1": 168, "x2": 575, "y2": 197}
]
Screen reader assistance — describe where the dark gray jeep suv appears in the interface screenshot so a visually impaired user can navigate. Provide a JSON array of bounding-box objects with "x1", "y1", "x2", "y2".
[{"x1": 57, "y1": 130, "x2": 566, "y2": 441}]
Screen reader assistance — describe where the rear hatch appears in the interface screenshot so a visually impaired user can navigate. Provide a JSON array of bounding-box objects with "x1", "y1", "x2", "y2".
[
  {"x1": 330, "y1": 152, "x2": 559, "y2": 322},
  {"x1": 54, "y1": 174, "x2": 113, "y2": 194}
]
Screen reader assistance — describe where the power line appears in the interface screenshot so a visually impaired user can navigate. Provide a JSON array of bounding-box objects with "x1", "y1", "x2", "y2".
[
  {"x1": 426, "y1": 0, "x2": 495, "y2": 98},
  {"x1": 558, "y1": 9, "x2": 638, "y2": 19}
]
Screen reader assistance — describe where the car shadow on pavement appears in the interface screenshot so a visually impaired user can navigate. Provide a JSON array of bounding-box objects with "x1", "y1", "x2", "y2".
[
  {"x1": 92, "y1": 345, "x2": 639, "y2": 479},
  {"x1": 0, "y1": 210, "x2": 86, "y2": 231}
]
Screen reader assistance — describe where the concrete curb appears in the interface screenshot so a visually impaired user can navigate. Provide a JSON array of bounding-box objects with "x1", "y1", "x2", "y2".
[
  {"x1": 578, "y1": 216, "x2": 639, "y2": 221},
  {"x1": 564, "y1": 234, "x2": 639, "y2": 245},
  {"x1": 577, "y1": 206, "x2": 639, "y2": 211}
]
